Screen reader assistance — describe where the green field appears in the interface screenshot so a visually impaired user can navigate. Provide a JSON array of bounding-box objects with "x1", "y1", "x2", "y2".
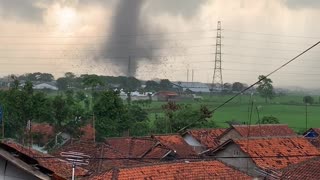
[{"x1": 145, "y1": 94, "x2": 320, "y2": 132}]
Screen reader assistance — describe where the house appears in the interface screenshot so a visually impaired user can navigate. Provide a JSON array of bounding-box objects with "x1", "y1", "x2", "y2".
[
  {"x1": 182, "y1": 128, "x2": 227, "y2": 153},
  {"x1": 152, "y1": 134, "x2": 197, "y2": 158},
  {"x1": 51, "y1": 140, "x2": 141, "y2": 174},
  {"x1": 106, "y1": 135, "x2": 197, "y2": 160},
  {"x1": 53, "y1": 136, "x2": 187, "y2": 174},
  {"x1": 303, "y1": 128, "x2": 320, "y2": 148},
  {"x1": 281, "y1": 157, "x2": 320, "y2": 179},
  {"x1": 173, "y1": 82, "x2": 211, "y2": 93},
  {"x1": 218, "y1": 124, "x2": 296, "y2": 144},
  {"x1": 1, "y1": 140, "x2": 89, "y2": 179},
  {"x1": 105, "y1": 137, "x2": 173, "y2": 161},
  {"x1": 202, "y1": 136, "x2": 320, "y2": 178},
  {"x1": 89, "y1": 160, "x2": 252, "y2": 180},
  {"x1": 152, "y1": 91, "x2": 178, "y2": 101}
]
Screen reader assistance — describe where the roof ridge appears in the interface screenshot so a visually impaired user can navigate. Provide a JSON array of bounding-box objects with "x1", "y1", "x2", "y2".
[
  {"x1": 234, "y1": 135, "x2": 303, "y2": 141},
  {"x1": 187, "y1": 128, "x2": 227, "y2": 131}
]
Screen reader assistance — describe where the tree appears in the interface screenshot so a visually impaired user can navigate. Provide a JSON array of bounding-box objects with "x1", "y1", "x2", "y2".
[
  {"x1": 145, "y1": 80, "x2": 160, "y2": 92},
  {"x1": 159, "y1": 79, "x2": 172, "y2": 90},
  {"x1": 56, "y1": 78, "x2": 68, "y2": 91},
  {"x1": 82, "y1": 75, "x2": 104, "y2": 91},
  {"x1": 256, "y1": 75, "x2": 275, "y2": 103},
  {"x1": 232, "y1": 82, "x2": 244, "y2": 92},
  {"x1": 260, "y1": 116, "x2": 280, "y2": 124},
  {"x1": 154, "y1": 103, "x2": 214, "y2": 133},
  {"x1": 93, "y1": 91, "x2": 126, "y2": 139},
  {"x1": 76, "y1": 91, "x2": 86, "y2": 102},
  {"x1": 303, "y1": 96, "x2": 314, "y2": 105},
  {"x1": 52, "y1": 95, "x2": 70, "y2": 129},
  {"x1": 124, "y1": 105, "x2": 149, "y2": 136}
]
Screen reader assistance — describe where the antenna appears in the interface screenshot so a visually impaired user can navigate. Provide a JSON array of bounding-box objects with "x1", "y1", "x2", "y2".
[
  {"x1": 211, "y1": 21, "x2": 223, "y2": 92},
  {"x1": 60, "y1": 151, "x2": 91, "y2": 180}
]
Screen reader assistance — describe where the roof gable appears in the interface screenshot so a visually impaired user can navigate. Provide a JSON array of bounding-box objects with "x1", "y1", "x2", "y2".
[
  {"x1": 152, "y1": 134, "x2": 197, "y2": 158},
  {"x1": 186, "y1": 128, "x2": 226, "y2": 148},
  {"x1": 105, "y1": 137, "x2": 157, "y2": 158}
]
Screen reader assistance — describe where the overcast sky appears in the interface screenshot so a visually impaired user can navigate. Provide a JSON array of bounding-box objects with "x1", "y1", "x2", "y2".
[{"x1": 0, "y1": 0, "x2": 320, "y2": 88}]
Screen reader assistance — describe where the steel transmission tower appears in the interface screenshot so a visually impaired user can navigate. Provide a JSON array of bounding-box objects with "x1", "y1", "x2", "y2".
[{"x1": 212, "y1": 21, "x2": 223, "y2": 91}]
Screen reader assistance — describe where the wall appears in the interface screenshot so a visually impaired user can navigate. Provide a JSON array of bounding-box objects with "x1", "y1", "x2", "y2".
[
  {"x1": 215, "y1": 143, "x2": 263, "y2": 178},
  {"x1": 219, "y1": 129, "x2": 241, "y2": 144},
  {"x1": 0, "y1": 156, "x2": 40, "y2": 180}
]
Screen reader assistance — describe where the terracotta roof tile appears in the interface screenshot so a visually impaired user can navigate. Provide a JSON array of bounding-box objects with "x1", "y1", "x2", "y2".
[
  {"x1": 2, "y1": 140, "x2": 89, "y2": 179},
  {"x1": 89, "y1": 160, "x2": 251, "y2": 180},
  {"x1": 235, "y1": 137, "x2": 320, "y2": 170},
  {"x1": 52, "y1": 140, "x2": 143, "y2": 173},
  {"x1": 232, "y1": 124, "x2": 296, "y2": 137},
  {"x1": 186, "y1": 128, "x2": 226, "y2": 148},
  {"x1": 153, "y1": 134, "x2": 197, "y2": 158},
  {"x1": 281, "y1": 157, "x2": 320, "y2": 180},
  {"x1": 105, "y1": 137, "x2": 156, "y2": 158}
]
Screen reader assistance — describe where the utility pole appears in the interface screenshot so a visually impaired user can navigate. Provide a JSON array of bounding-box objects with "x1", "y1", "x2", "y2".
[{"x1": 211, "y1": 21, "x2": 223, "y2": 92}]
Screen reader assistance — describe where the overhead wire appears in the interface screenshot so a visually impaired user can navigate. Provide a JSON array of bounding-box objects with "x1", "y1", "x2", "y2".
[{"x1": 177, "y1": 40, "x2": 320, "y2": 132}]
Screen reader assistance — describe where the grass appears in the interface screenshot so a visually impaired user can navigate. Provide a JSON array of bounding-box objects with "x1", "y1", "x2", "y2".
[{"x1": 144, "y1": 94, "x2": 320, "y2": 132}]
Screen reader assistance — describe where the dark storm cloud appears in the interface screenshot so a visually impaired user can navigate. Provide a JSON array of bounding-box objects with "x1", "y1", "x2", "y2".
[
  {"x1": 285, "y1": 0, "x2": 320, "y2": 9},
  {"x1": 97, "y1": 0, "x2": 163, "y2": 77},
  {"x1": 0, "y1": 0, "x2": 45, "y2": 22}
]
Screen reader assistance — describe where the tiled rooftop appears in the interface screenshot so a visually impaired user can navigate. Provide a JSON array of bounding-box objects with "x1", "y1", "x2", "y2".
[
  {"x1": 231, "y1": 124, "x2": 296, "y2": 137},
  {"x1": 2, "y1": 140, "x2": 89, "y2": 179},
  {"x1": 281, "y1": 157, "x2": 320, "y2": 180},
  {"x1": 153, "y1": 134, "x2": 197, "y2": 158},
  {"x1": 89, "y1": 160, "x2": 251, "y2": 180},
  {"x1": 52, "y1": 140, "x2": 143, "y2": 173},
  {"x1": 186, "y1": 128, "x2": 226, "y2": 148},
  {"x1": 105, "y1": 137, "x2": 156, "y2": 158},
  {"x1": 235, "y1": 137, "x2": 320, "y2": 170}
]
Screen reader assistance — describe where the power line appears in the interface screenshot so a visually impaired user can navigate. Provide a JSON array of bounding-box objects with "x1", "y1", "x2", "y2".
[
  {"x1": 178, "y1": 40, "x2": 320, "y2": 132},
  {"x1": 224, "y1": 29, "x2": 320, "y2": 39},
  {"x1": 28, "y1": 154, "x2": 320, "y2": 161}
]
